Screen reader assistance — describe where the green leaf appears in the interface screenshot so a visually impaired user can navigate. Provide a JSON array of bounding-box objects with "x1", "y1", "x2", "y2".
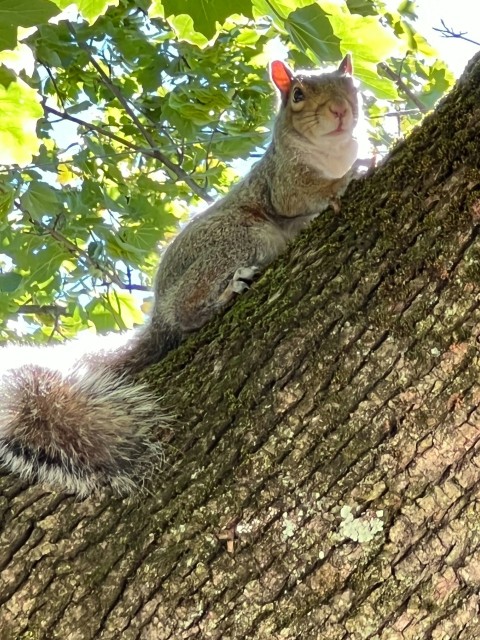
[
  {"x1": 252, "y1": 0, "x2": 314, "y2": 25},
  {"x1": 160, "y1": 0, "x2": 254, "y2": 39},
  {"x1": 0, "y1": 64, "x2": 15, "y2": 87},
  {"x1": 355, "y1": 61, "x2": 398, "y2": 99},
  {"x1": 0, "y1": 0, "x2": 59, "y2": 51},
  {"x1": 23, "y1": 243, "x2": 69, "y2": 290},
  {"x1": 416, "y1": 61, "x2": 455, "y2": 110},
  {"x1": 65, "y1": 99, "x2": 93, "y2": 114},
  {"x1": 410, "y1": 31, "x2": 439, "y2": 58},
  {"x1": 0, "y1": 180, "x2": 15, "y2": 218},
  {"x1": 148, "y1": 0, "x2": 164, "y2": 19},
  {"x1": 236, "y1": 28, "x2": 261, "y2": 46},
  {"x1": 0, "y1": 78, "x2": 43, "y2": 166},
  {"x1": 329, "y1": 13, "x2": 404, "y2": 63},
  {"x1": 87, "y1": 291, "x2": 144, "y2": 332},
  {"x1": 285, "y1": 4, "x2": 341, "y2": 62},
  {"x1": 0, "y1": 272, "x2": 22, "y2": 292},
  {"x1": 50, "y1": 0, "x2": 119, "y2": 25},
  {"x1": 85, "y1": 296, "x2": 118, "y2": 331},
  {"x1": 167, "y1": 14, "x2": 209, "y2": 48},
  {"x1": 21, "y1": 182, "x2": 61, "y2": 219},
  {"x1": 346, "y1": 0, "x2": 377, "y2": 16},
  {"x1": 397, "y1": 0, "x2": 417, "y2": 19},
  {"x1": 120, "y1": 223, "x2": 167, "y2": 253}
]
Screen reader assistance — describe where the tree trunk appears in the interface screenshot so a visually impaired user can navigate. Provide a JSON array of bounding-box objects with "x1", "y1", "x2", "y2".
[{"x1": 3, "y1": 53, "x2": 480, "y2": 640}]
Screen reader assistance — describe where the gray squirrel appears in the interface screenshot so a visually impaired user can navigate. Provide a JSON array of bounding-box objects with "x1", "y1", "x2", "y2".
[{"x1": 0, "y1": 56, "x2": 360, "y2": 496}]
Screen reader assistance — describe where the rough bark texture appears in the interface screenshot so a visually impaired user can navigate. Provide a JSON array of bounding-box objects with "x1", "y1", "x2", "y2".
[{"x1": 2, "y1": 53, "x2": 480, "y2": 639}]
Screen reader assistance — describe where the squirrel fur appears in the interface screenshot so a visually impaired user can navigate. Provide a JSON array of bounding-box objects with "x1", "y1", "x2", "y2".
[{"x1": 0, "y1": 56, "x2": 360, "y2": 496}]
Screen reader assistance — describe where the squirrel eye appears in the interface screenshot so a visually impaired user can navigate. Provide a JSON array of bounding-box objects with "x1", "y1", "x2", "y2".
[{"x1": 292, "y1": 87, "x2": 305, "y2": 103}]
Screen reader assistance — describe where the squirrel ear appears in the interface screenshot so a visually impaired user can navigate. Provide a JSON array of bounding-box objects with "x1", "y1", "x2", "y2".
[
  {"x1": 338, "y1": 53, "x2": 353, "y2": 75},
  {"x1": 270, "y1": 60, "x2": 294, "y2": 96}
]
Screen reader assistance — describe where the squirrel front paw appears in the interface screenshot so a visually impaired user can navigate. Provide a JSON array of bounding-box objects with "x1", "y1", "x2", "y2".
[
  {"x1": 230, "y1": 266, "x2": 260, "y2": 293},
  {"x1": 217, "y1": 265, "x2": 261, "y2": 307}
]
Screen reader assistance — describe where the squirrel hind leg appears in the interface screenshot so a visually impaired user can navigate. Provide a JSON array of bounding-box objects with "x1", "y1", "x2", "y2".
[
  {"x1": 0, "y1": 363, "x2": 165, "y2": 496},
  {"x1": 168, "y1": 263, "x2": 261, "y2": 334}
]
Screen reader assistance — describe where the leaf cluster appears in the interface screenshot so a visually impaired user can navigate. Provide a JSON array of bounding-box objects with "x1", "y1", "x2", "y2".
[{"x1": 0, "y1": 0, "x2": 454, "y2": 341}]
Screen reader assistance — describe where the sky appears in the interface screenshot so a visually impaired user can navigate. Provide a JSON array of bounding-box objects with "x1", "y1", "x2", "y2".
[{"x1": 414, "y1": 0, "x2": 479, "y2": 77}]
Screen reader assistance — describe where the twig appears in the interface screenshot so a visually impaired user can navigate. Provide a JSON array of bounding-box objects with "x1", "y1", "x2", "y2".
[
  {"x1": 47, "y1": 227, "x2": 125, "y2": 287},
  {"x1": 65, "y1": 23, "x2": 213, "y2": 203},
  {"x1": 15, "y1": 200, "x2": 150, "y2": 292},
  {"x1": 47, "y1": 228, "x2": 149, "y2": 292},
  {"x1": 378, "y1": 62, "x2": 429, "y2": 113},
  {"x1": 369, "y1": 108, "x2": 422, "y2": 119},
  {"x1": 17, "y1": 304, "x2": 70, "y2": 316},
  {"x1": 45, "y1": 105, "x2": 149, "y2": 155},
  {"x1": 42, "y1": 63, "x2": 66, "y2": 109},
  {"x1": 49, "y1": 227, "x2": 152, "y2": 291},
  {"x1": 433, "y1": 19, "x2": 480, "y2": 46},
  {"x1": 44, "y1": 105, "x2": 213, "y2": 202}
]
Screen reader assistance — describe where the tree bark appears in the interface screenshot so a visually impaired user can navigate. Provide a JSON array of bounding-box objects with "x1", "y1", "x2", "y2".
[{"x1": 2, "y1": 53, "x2": 480, "y2": 640}]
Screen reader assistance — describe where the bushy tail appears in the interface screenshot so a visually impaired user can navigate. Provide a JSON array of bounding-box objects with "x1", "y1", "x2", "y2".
[{"x1": 0, "y1": 327, "x2": 175, "y2": 496}]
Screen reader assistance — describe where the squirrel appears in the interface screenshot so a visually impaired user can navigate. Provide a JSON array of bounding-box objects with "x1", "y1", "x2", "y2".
[{"x1": 0, "y1": 55, "x2": 360, "y2": 496}]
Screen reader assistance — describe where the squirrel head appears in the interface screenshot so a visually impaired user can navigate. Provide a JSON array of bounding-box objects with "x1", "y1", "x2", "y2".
[{"x1": 269, "y1": 55, "x2": 359, "y2": 149}]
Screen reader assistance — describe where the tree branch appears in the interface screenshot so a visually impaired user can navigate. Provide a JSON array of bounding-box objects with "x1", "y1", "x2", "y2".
[
  {"x1": 64, "y1": 24, "x2": 214, "y2": 204},
  {"x1": 46, "y1": 227, "x2": 125, "y2": 288},
  {"x1": 45, "y1": 105, "x2": 148, "y2": 154},
  {"x1": 45, "y1": 105, "x2": 213, "y2": 203},
  {"x1": 15, "y1": 200, "x2": 151, "y2": 293},
  {"x1": 46, "y1": 228, "x2": 148, "y2": 292}
]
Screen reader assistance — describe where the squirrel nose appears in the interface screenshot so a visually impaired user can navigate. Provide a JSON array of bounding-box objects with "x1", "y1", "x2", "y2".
[{"x1": 329, "y1": 101, "x2": 348, "y2": 119}]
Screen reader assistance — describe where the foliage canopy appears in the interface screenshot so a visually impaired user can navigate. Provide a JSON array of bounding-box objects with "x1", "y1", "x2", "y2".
[{"x1": 0, "y1": 0, "x2": 454, "y2": 342}]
